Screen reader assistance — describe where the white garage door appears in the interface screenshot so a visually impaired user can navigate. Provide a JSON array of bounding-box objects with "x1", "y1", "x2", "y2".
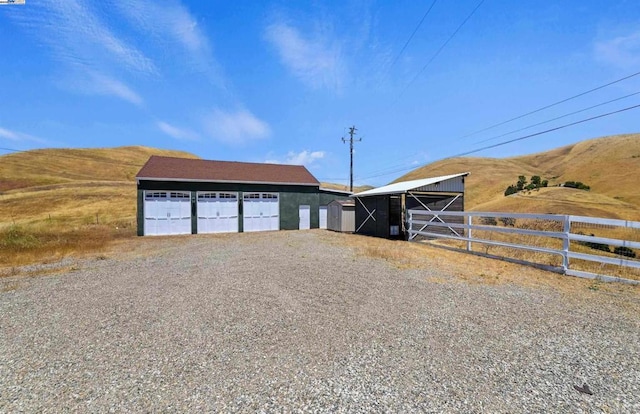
[
  {"x1": 144, "y1": 191, "x2": 191, "y2": 236},
  {"x1": 243, "y1": 192, "x2": 279, "y2": 232},
  {"x1": 197, "y1": 192, "x2": 238, "y2": 234}
]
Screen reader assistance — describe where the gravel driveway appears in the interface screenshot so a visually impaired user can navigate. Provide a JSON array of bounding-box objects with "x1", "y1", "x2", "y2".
[{"x1": 1, "y1": 230, "x2": 639, "y2": 412}]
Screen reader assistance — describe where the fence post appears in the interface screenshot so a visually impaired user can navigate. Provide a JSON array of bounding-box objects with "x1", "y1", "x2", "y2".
[
  {"x1": 562, "y1": 215, "x2": 570, "y2": 273},
  {"x1": 467, "y1": 214, "x2": 472, "y2": 252},
  {"x1": 408, "y1": 210, "x2": 412, "y2": 241}
]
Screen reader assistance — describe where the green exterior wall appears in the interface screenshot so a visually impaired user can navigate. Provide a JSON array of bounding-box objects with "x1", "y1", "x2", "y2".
[
  {"x1": 279, "y1": 192, "x2": 319, "y2": 229},
  {"x1": 137, "y1": 180, "x2": 349, "y2": 236},
  {"x1": 319, "y1": 191, "x2": 351, "y2": 206},
  {"x1": 137, "y1": 189, "x2": 144, "y2": 236},
  {"x1": 190, "y1": 192, "x2": 197, "y2": 235}
]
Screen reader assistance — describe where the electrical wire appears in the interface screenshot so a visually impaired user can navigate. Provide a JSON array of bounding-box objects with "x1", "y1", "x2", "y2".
[
  {"x1": 458, "y1": 69, "x2": 640, "y2": 140},
  {"x1": 452, "y1": 102, "x2": 640, "y2": 157},
  {"x1": 387, "y1": 0, "x2": 438, "y2": 70},
  {"x1": 398, "y1": 0, "x2": 485, "y2": 99},
  {"x1": 355, "y1": 102, "x2": 640, "y2": 181},
  {"x1": 473, "y1": 90, "x2": 640, "y2": 144},
  {"x1": 356, "y1": 87, "x2": 640, "y2": 180}
]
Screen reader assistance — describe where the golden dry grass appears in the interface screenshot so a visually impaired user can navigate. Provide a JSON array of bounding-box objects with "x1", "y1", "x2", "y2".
[
  {"x1": 395, "y1": 133, "x2": 640, "y2": 220},
  {"x1": 413, "y1": 213, "x2": 640, "y2": 281},
  {"x1": 473, "y1": 187, "x2": 640, "y2": 219},
  {"x1": 0, "y1": 182, "x2": 137, "y2": 226},
  {"x1": 320, "y1": 182, "x2": 373, "y2": 193},
  {"x1": 0, "y1": 222, "x2": 135, "y2": 269},
  {"x1": 0, "y1": 146, "x2": 198, "y2": 191},
  {"x1": 319, "y1": 231, "x2": 640, "y2": 294},
  {"x1": 0, "y1": 146, "x2": 198, "y2": 269}
]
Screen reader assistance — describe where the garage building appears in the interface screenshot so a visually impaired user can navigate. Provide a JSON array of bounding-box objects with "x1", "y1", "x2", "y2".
[{"x1": 136, "y1": 156, "x2": 348, "y2": 236}]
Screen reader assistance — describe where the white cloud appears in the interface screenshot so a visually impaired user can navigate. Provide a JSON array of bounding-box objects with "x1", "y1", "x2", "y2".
[
  {"x1": 265, "y1": 150, "x2": 325, "y2": 166},
  {"x1": 113, "y1": 0, "x2": 224, "y2": 85},
  {"x1": 203, "y1": 108, "x2": 271, "y2": 145},
  {"x1": 0, "y1": 127, "x2": 21, "y2": 141},
  {"x1": 93, "y1": 73, "x2": 143, "y2": 106},
  {"x1": 66, "y1": 72, "x2": 144, "y2": 106},
  {"x1": 264, "y1": 21, "x2": 345, "y2": 91},
  {"x1": 8, "y1": 0, "x2": 155, "y2": 105},
  {"x1": 115, "y1": 0, "x2": 206, "y2": 52},
  {"x1": 157, "y1": 121, "x2": 200, "y2": 141},
  {"x1": 0, "y1": 127, "x2": 47, "y2": 144},
  {"x1": 285, "y1": 150, "x2": 325, "y2": 165},
  {"x1": 14, "y1": 0, "x2": 156, "y2": 75},
  {"x1": 595, "y1": 30, "x2": 640, "y2": 68}
]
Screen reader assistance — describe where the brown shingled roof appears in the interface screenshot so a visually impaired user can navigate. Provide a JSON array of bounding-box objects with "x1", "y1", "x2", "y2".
[{"x1": 136, "y1": 156, "x2": 320, "y2": 186}]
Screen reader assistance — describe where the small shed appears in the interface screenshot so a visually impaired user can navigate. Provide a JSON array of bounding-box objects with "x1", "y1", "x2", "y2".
[
  {"x1": 319, "y1": 188, "x2": 352, "y2": 229},
  {"x1": 352, "y1": 172, "x2": 469, "y2": 239},
  {"x1": 327, "y1": 199, "x2": 355, "y2": 232}
]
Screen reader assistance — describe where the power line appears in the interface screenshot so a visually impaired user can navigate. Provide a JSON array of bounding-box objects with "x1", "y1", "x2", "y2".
[
  {"x1": 398, "y1": 0, "x2": 485, "y2": 99},
  {"x1": 473, "y1": 90, "x2": 640, "y2": 144},
  {"x1": 356, "y1": 87, "x2": 640, "y2": 180},
  {"x1": 356, "y1": 165, "x2": 416, "y2": 181},
  {"x1": 355, "y1": 102, "x2": 640, "y2": 181},
  {"x1": 458, "y1": 69, "x2": 640, "y2": 140},
  {"x1": 452, "y1": 103, "x2": 640, "y2": 157},
  {"x1": 360, "y1": 23, "x2": 639, "y2": 179},
  {"x1": 387, "y1": 0, "x2": 438, "y2": 70}
]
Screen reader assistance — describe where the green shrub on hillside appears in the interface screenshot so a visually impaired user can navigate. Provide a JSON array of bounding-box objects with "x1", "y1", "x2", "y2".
[
  {"x1": 614, "y1": 246, "x2": 636, "y2": 258},
  {"x1": 564, "y1": 181, "x2": 590, "y2": 191},
  {"x1": 1, "y1": 226, "x2": 41, "y2": 250},
  {"x1": 480, "y1": 217, "x2": 498, "y2": 226},
  {"x1": 504, "y1": 185, "x2": 518, "y2": 196},
  {"x1": 577, "y1": 232, "x2": 610, "y2": 253},
  {"x1": 499, "y1": 217, "x2": 516, "y2": 227}
]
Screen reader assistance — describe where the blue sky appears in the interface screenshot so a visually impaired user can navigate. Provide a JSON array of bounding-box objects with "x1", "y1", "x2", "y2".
[{"x1": 1, "y1": 1, "x2": 639, "y2": 186}]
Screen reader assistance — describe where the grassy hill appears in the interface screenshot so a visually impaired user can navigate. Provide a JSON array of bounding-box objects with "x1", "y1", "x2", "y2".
[
  {"x1": 320, "y1": 182, "x2": 373, "y2": 193},
  {"x1": 394, "y1": 133, "x2": 640, "y2": 220},
  {"x1": 0, "y1": 146, "x2": 198, "y2": 192},
  {"x1": 0, "y1": 146, "x2": 198, "y2": 226},
  {"x1": 0, "y1": 146, "x2": 198, "y2": 267}
]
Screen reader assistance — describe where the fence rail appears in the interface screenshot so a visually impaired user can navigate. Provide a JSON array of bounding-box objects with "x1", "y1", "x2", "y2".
[{"x1": 407, "y1": 210, "x2": 640, "y2": 284}]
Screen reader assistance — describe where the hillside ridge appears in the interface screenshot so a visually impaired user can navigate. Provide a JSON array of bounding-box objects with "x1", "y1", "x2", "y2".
[
  {"x1": 0, "y1": 146, "x2": 199, "y2": 192},
  {"x1": 394, "y1": 133, "x2": 640, "y2": 220}
]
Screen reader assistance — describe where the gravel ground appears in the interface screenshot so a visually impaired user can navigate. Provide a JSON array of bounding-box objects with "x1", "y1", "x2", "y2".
[{"x1": 1, "y1": 230, "x2": 639, "y2": 413}]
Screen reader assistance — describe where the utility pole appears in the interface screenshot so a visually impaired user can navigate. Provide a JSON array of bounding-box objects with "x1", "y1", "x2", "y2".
[{"x1": 342, "y1": 126, "x2": 361, "y2": 193}]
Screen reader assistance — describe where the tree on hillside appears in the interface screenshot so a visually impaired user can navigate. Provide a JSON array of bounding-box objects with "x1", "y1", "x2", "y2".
[
  {"x1": 504, "y1": 174, "x2": 550, "y2": 197},
  {"x1": 504, "y1": 185, "x2": 518, "y2": 196},
  {"x1": 564, "y1": 181, "x2": 590, "y2": 191}
]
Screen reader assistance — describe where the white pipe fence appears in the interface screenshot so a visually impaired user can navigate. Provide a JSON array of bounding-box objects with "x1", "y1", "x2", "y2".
[{"x1": 407, "y1": 210, "x2": 640, "y2": 284}]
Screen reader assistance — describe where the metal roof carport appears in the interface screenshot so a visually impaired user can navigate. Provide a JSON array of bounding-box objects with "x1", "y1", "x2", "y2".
[{"x1": 351, "y1": 173, "x2": 469, "y2": 239}]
